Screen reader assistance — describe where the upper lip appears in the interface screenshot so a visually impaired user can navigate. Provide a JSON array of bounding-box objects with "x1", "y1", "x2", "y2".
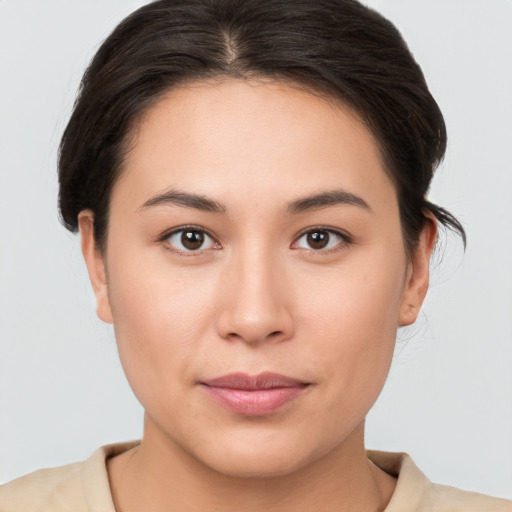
[{"x1": 201, "y1": 372, "x2": 309, "y2": 390}]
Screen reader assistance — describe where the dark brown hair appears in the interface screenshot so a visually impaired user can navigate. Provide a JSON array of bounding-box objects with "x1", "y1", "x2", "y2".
[{"x1": 58, "y1": 0, "x2": 465, "y2": 254}]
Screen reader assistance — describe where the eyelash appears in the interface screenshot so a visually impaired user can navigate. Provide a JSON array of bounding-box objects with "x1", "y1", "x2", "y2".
[
  {"x1": 292, "y1": 227, "x2": 352, "y2": 255},
  {"x1": 159, "y1": 225, "x2": 220, "y2": 256},
  {"x1": 159, "y1": 225, "x2": 352, "y2": 256}
]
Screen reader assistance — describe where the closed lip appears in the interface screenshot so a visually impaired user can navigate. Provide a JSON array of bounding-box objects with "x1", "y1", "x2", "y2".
[
  {"x1": 201, "y1": 372, "x2": 310, "y2": 390},
  {"x1": 200, "y1": 372, "x2": 310, "y2": 415}
]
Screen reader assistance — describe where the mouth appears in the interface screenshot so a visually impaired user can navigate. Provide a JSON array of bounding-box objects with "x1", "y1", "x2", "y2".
[{"x1": 200, "y1": 372, "x2": 311, "y2": 416}]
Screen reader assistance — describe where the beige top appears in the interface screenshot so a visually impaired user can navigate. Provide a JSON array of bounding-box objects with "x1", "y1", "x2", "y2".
[{"x1": 0, "y1": 442, "x2": 510, "y2": 511}]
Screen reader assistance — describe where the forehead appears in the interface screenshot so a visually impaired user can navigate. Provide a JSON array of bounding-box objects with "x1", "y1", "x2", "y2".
[{"x1": 113, "y1": 79, "x2": 397, "y2": 214}]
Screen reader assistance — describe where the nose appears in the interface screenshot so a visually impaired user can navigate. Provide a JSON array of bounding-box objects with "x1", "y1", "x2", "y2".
[{"x1": 216, "y1": 248, "x2": 294, "y2": 345}]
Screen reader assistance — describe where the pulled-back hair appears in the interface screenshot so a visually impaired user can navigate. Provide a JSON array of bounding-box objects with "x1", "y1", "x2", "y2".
[{"x1": 58, "y1": 0, "x2": 465, "y2": 255}]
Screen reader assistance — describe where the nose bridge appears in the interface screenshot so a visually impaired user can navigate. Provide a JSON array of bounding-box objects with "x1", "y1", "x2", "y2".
[{"x1": 217, "y1": 240, "x2": 293, "y2": 344}]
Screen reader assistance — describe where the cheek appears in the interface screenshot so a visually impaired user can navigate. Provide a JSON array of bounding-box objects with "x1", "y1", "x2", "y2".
[
  {"x1": 104, "y1": 247, "x2": 221, "y2": 400},
  {"x1": 298, "y1": 250, "x2": 406, "y2": 418}
]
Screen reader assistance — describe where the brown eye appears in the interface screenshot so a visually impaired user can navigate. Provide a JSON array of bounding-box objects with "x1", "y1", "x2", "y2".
[
  {"x1": 294, "y1": 229, "x2": 346, "y2": 251},
  {"x1": 167, "y1": 228, "x2": 216, "y2": 253},
  {"x1": 181, "y1": 230, "x2": 204, "y2": 250},
  {"x1": 307, "y1": 231, "x2": 329, "y2": 249}
]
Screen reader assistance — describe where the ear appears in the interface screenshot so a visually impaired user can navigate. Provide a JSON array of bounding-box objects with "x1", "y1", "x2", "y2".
[
  {"x1": 398, "y1": 212, "x2": 438, "y2": 327},
  {"x1": 78, "y1": 211, "x2": 113, "y2": 324}
]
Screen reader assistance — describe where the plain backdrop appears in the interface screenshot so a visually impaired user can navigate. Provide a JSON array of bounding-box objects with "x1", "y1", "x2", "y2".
[{"x1": 1, "y1": 0, "x2": 511, "y2": 500}]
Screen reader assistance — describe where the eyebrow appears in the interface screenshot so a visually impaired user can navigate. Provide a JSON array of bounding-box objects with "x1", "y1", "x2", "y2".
[
  {"x1": 286, "y1": 189, "x2": 371, "y2": 214},
  {"x1": 139, "y1": 189, "x2": 226, "y2": 213},
  {"x1": 139, "y1": 188, "x2": 370, "y2": 215}
]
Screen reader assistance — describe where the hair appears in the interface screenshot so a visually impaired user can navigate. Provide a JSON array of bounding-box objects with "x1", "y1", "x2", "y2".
[{"x1": 58, "y1": 0, "x2": 466, "y2": 255}]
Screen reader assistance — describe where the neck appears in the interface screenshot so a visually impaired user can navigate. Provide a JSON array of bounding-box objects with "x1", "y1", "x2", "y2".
[{"x1": 108, "y1": 416, "x2": 396, "y2": 512}]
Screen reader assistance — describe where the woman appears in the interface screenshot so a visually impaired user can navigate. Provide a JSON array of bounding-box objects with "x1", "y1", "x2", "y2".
[{"x1": 1, "y1": 0, "x2": 510, "y2": 510}]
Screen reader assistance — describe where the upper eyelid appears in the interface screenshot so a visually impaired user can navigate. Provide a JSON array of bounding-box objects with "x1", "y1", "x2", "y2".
[
  {"x1": 159, "y1": 225, "x2": 219, "y2": 243},
  {"x1": 160, "y1": 225, "x2": 347, "y2": 237},
  {"x1": 293, "y1": 226, "x2": 350, "y2": 240},
  {"x1": 159, "y1": 225, "x2": 351, "y2": 250}
]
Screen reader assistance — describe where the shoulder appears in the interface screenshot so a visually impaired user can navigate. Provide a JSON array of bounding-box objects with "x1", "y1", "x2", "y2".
[
  {"x1": 0, "y1": 461, "x2": 87, "y2": 511},
  {"x1": 0, "y1": 442, "x2": 138, "y2": 512},
  {"x1": 368, "y1": 450, "x2": 512, "y2": 512},
  {"x1": 423, "y1": 482, "x2": 512, "y2": 512}
]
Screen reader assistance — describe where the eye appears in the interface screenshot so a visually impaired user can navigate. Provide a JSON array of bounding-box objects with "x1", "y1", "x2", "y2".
[
  {"x1": 293, "y1": 228, "x2": 348, "y2": 252},
  {"x1": 165, "y1": 228, "x2": 218, "y2": 253}
]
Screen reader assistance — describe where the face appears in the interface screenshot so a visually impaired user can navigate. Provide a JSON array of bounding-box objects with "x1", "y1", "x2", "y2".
[{"x1": 80, "y1": 79, "x2": 434, "y2": 477}]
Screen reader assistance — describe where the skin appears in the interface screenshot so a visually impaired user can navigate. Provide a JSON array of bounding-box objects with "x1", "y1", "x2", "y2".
[{"x1": 79, "y1": 79, "x2": 437, "y2": 511}]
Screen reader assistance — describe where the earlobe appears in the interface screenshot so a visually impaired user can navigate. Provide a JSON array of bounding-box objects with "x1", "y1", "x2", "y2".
[
  {"x1": 78, "y1": 211, "x2": 114, "y2": 324},
  {"x1": 398, "y1": 213, "x2": 438, "y2": 327}
]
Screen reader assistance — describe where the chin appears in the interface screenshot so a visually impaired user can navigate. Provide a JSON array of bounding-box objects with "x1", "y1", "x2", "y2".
[
  {"x1": 203, "y1": 449, "x2": 307, "y2": 478},
  {"x1": 189, "y1": 428, "x2": 332, "y2": 479}
]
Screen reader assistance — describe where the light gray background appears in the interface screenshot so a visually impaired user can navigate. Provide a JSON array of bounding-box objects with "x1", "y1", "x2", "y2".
[{"x1": 1, "y1": 0, "x2": 511, "y2": 500}]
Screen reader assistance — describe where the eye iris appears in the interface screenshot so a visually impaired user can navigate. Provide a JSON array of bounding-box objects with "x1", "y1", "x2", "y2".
[
  {"x1": 181, "y1": 230, "x2": 204, "y2": 250},
  {"x1": 307, "y1": 231, "x2": 329, "y2": 249}
]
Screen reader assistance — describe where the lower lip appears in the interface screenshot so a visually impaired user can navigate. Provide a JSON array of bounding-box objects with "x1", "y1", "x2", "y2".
[{"x1": 201, "y1": 385, "x2": 308, "y2": 416}]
